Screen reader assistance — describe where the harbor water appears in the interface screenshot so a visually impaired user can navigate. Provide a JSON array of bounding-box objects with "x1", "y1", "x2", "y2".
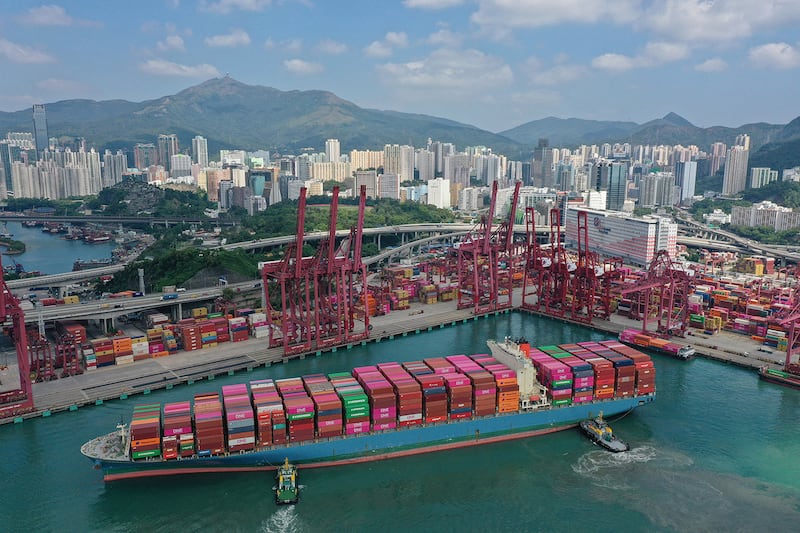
[
  {"x1": 0, "y1": 221, "x2": 117, "y2": 275},
  {"x1": 1, "y1": 312, "x2": 799, "y2": 532}
]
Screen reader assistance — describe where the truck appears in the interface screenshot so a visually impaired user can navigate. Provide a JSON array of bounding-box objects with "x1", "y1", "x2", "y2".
[{"x1": 161, "y1": 293, "x2": 179, "y2": 301}]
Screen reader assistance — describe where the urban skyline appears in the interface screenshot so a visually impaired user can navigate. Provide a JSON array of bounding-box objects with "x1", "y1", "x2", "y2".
[{"x1": 1, "y1": 1, "x2": 799, "y2": 132}]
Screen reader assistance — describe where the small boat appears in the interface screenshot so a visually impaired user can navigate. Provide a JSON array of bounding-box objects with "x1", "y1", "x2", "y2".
[
  {"x1": 579, "y1": 412, "x2": 629, "y2": 453},
  {"x1": 274, "y1": 458, "x2": 299, "y2": 505}
]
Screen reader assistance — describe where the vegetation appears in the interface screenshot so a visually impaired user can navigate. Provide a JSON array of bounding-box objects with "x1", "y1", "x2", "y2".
[
  {"x1": 724, "y1": 225, "x2": 800, "y2": 246},
  {"x1": 741, "y1": 181, "x2": 800, "y2": 208},
  {"x1": 0, "y1": 238, "x2": 25, "y2": 254},
  {"x1": 688, "y1": 198, "x2": 750, "y2": 219}
]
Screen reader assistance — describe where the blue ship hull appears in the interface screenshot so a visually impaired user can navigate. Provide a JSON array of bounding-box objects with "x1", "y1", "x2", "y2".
[{"x1": 92, "y1": 394, "x2": 654, "y2": 481}]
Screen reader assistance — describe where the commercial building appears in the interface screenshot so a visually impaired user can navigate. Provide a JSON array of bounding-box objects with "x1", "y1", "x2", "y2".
[
  {"x1": 564, "y1": 207, "x2": 677, "y2": 267},
  {"x1": 674, "y1": 161, "x2": 697, "y2": 204},
  {"x1": 426, "y1": 178, "x2": 450, "y2": 209},
  {"x1": 32, "y1": 104, "x2": 48, "y2": 157},
  {"x1": 354, "y1": 169, "x2": 378, "y2": 199}
]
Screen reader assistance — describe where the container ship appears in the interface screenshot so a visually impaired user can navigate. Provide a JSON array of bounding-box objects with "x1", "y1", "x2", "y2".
[
  {"x1": 618, "y1": 328, "x2": 695, "y2": 360},
  {"x1": 82, "y1": 338, "x2": 656, "y2": 481}
]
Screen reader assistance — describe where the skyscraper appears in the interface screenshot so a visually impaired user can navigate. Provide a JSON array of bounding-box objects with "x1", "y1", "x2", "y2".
[
  {"x1": 32, "y1": 104, "x2": 49, "y2": 158},
  {"x1": 192, "y1": 136, "x2": 209, "y2": 168},
  {"x1": 157, "y1": 134, "x2": 179, "y2": 171},
  {"x1": 722, "y1": 143, "x2": 750, "y2": 196},
  {"x1": 591, "y1": 160, "x2": 628, "y2": 211},
  {"x1": 532, "y1": 138, "x2": 554, "y2": 188},
  {"x1": 674, "y1": 161, "x2": 697, "y2": 204},
  {"x1": 325, "y1": 139, "x2": 340, "y2": 163}
]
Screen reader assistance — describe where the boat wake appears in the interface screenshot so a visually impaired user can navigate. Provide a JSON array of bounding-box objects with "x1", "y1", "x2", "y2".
[
  {"x1": 260, "y1": 506, "x2": 304, "y2": 533},
  {"x1": 571, "y1": 446, "x2": 658, "y2": 489}
]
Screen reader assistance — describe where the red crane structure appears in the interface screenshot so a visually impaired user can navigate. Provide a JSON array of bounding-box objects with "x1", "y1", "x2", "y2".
[
  {"x1": 262, "y1": 186, "x2": 369, "y2": 356},
  {"x1": 456, "y1": 181, "x2": 520, "y2": 314},
  {"x1": 262, "y1": 187, "x2": 314, "y2": 356},
  {"x1": 311, "y1": 186, "x2": 369, "y2": 349},
  {"x1": 0, "y1": 255, "x2": 33, "y2": 419},
  {"x1": 522, "y1": 208, "x2": 622, "y2": 324},
  {"x1": 521, "y1": 207, "x2": 570, "y2": 318},
  {"x1": 619, "y1": 250, "x2": 691, "y2": 337},
  {"x1": 766, "y1": 290, "x2": 800, "y2": 373}
]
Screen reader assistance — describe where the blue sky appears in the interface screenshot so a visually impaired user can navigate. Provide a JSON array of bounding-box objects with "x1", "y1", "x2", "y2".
[{"x1": 1, "y1": 0, "x2": 799, "y2": 133}]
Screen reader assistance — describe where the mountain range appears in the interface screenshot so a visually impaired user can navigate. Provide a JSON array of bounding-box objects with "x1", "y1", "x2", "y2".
[{"x1": 0, "y1": 77, "x2": 797, "y2": 170}]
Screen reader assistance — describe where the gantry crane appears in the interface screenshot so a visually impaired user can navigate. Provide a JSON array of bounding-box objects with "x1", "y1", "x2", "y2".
[
  {"x1": 456, "y1": 181, "x2": 520, "y2": 314},
  {"x1": 0, "y1": 255, "x2": 33, "y2": 419},
  {"x1": 620, "y1": 250, "x2": 691, "y2": 336}
]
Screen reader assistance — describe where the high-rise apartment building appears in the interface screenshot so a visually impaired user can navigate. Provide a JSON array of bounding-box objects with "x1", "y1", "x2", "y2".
[
  {"x1": 157, "y1": 134, "x2": 179, "y2": 171},
  {"x1": 325, "y1": 139, "x2": 340, "y2": 163},
  {"x1": 354, "y1": 170, "x2": 378, "y2": 199},
  {"x1": 192, "y1": 136, "x2": 209, "y2": 168},
  {"x1": 674, "y1": 161, "x2": 697, "y2": 204},
  {"x1": 134, "y1": 143, "x2": 157, "y2": 170},
  {"x1": 709, "y1": 142, "x2": 727, "y2": 175},
  {"x1": 416, "y1": 149, "x2": 435, "y2": 182},
  {"x1": 427, "y1": 178, "x2": 450, "y2": 209},
  {"x1": 750, "y1": 167, "x2": 779, "y2": 189},
  {"x1": 383, "y1": 144, "x2": 415, "y2": 182},
  {"x1": 722, "y1": 145, "x2": 749, "y2": 196},
  {"x1": 379, "y1": 172, "x2": 399, "y2": 199},
  {"x1": 32, "y1": 104, "x2": 48, "y2": 158},
  {"x1": 170, "y1": 154, "x2": 192, "y2": 177},
  {"x1": 102, "y1": 149, "x2": 128, "y2": 188}
]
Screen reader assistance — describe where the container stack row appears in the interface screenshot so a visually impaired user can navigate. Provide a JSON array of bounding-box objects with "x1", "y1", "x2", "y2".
[
  {"x1": 162, "y1": 401, "x2": 193, "y2": 459},
  {"x1": 354, "y1": 367, "x2": 398, "y2": 431},
  {"x1": 303, "y1": 374, "x2": 343, "y2": 439},
  {"x1": 222, "y1": 384, "x2": 256, "y2": 452},
  {"x1": 329, "y1": 373, "x2": 371, "y2": 435},
  {"x1": 377, "y1": 362, "x2": 423, "y2": 426},
  {"x1": 276, "y1": 378, "x2": 315, "y2": 443},
  {"x1": 250, "y1": 379, "x2": 285, "y2": 446},
  {"x1": 194, "y1": 393, "x2": 224, "y2": 456},
  {"x1": 130, "y1": 404, "x2": 161, "y2": 460}
]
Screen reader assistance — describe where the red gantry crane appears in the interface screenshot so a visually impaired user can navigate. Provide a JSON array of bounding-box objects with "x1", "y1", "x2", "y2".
[
  {"x1": 620, "y1": 250, "x2": 691, "y2": 337},
  {"x1": 262, "y1": 187, "x2": 314, "y2": 356},
  {"x1": 0, "y1": 255, "x2": 33, "y2": 419},
  {"x1": 456, "y1": 181, "x2": 520, "y2": 314}
]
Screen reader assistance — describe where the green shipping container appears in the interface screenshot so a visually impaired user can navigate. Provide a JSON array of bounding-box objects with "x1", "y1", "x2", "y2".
[
  {"x1": 550, "y1": 379, "x2": 573, "y2": 388},
  {"x1": 287, "y1": 412, "x2": 314, "y2": 421},
  {"x1": 551, "y1": 399, "x2": 572, "y2": 407},
  {"x1": 132, "y1": 449, "x2": 162, "y2": 460},
  {"x1": 272, "y1": 423, "x2": 286, "y2": 430}
]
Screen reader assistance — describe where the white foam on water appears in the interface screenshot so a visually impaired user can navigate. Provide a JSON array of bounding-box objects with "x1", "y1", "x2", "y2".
[{"x1": 261, "y1": 506, "x2": 304, "y2": 533}]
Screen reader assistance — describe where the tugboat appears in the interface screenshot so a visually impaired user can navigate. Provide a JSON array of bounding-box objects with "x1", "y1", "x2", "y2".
[
  {"x1": 579, "y1": 412, "x2": 630, "y2": 453},
  {"x1": 274, "y1": 458, "x2": 299, "y2": 505}
]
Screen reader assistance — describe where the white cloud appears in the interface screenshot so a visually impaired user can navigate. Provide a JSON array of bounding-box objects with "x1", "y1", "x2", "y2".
[
  {"x1": 748, "y1": 42, "x2": 800, "y2": 69},
  {"x1": 140, "y1": 59, "x2": 220, "y2": 77},
  {"x1": 264, "y1": 37, "x2": 302, "y2": 52},
  {"x1": 205, "y1": 29, "x2": 251, "y2": 48},
  {"x1": 471, "y1": 0, "x2": 640, "y2": 36},
  {"x1": 377, "y1": 48, "x2": 513, "y2": 92},
  {"x1": 157, "y1": 35, "x2": 185, "y2": 52},
  {"x1": 0, "y1": 38, "x2": 55, "y2": 64},
  {"x1": 364, "y1": 32, "x2": 408, "y2": 58},
  {"x1": 403, "y1": 0, "x2": 463, "y2": 8},
  {"x1": 283, "y1": 59, "x2": 323, "y2": 75},
  {"x1": 592, "y1": 41, "x2": 689, "y2": 72},
  {"x1": 202, "y1": 0, "x2": 271, "y2": 14},
  {"x1": 694, "y1": 58, "x2": 728, "y2": 72},
  {"x1": 364, "y1": 41, "x2": 393, "y2": 58},
  {"x1": 641, "y1": 0, "x2": 800, "y2": 44},
  {"x1": 592, "y1": 53, "x2": 637, "y2": 72},
  {"x1": 426, "y1": 28, "x2": 462, "y2": 48},
  {"x1": 385, "y1": 32, "x2": 408, "y2": 48},
  {"x1": 316, "y1": 39, "x2": 347, "y2": 55},
  {"x1": 20, "y1": 4, "x2": 99, "y2": 27}
]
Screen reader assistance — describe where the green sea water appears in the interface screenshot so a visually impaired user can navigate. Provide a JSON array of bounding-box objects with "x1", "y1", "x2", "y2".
[{"x1": 2, "y1": 312, "x2": 799, "y2": 532}]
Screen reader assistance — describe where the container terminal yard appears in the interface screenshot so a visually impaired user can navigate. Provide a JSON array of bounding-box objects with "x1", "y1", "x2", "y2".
[{"x1": 1, "y1": 183, "x2": 798, "y2": 424}]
